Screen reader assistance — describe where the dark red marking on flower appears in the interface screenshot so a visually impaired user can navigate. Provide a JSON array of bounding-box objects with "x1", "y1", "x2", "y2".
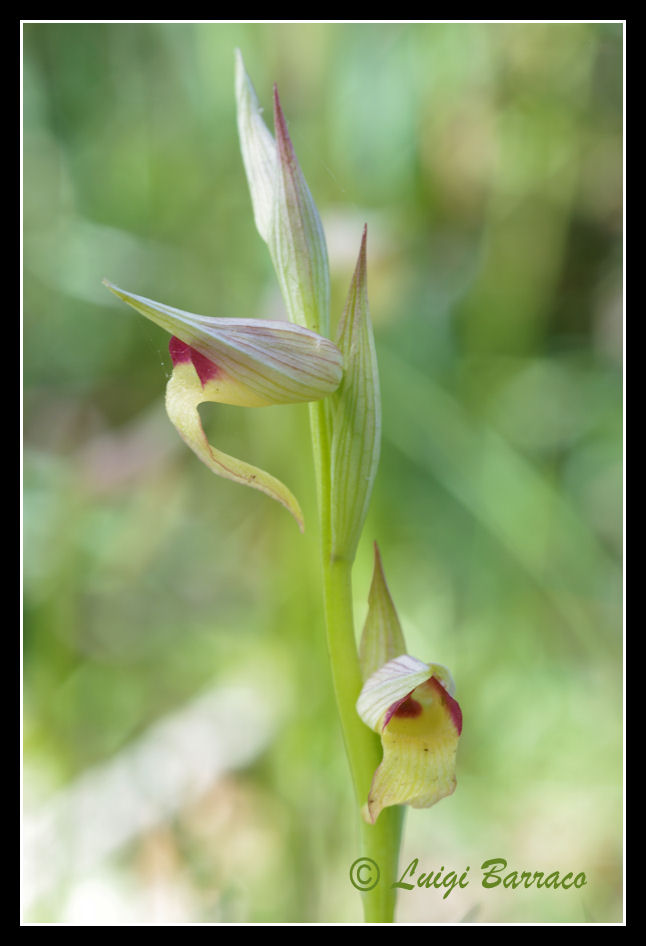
[
  {"x1": 169, "y1": 336, "x2": 193, "y2": 366},
  {"x1": 169, "y1": 337, "x2": 219, "y2": 387},
  {"x1": 427, "y1": 676, "x2": 463, "y2": 735},
  {"x1": 382, "y1": 689, "x2": 417, "y2": 730},
  {"x1": 394, "y1": 696, "x2": 422, "y2": 718}
]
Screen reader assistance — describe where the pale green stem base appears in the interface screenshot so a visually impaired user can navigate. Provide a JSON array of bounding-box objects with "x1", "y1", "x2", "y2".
[
  {"x1": 322, "y1": 556, "x2": 404, "y2": 922},
  {"x1": 309, "y1": 400, "x2": 404, "y2": 922}
]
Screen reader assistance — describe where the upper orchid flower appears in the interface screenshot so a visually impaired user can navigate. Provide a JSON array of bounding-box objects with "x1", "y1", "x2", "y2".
[
  {"x1": 356, "y1": 545, "x2": 462, "y2": 824},
  {"x1": 103, "y1": 280, "x2": 343, "y2": 530}
]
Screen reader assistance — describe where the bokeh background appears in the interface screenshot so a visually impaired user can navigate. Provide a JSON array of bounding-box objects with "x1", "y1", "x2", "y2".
[{"x1": 23, "y1": 22, "x2": 623, "y2": 924}]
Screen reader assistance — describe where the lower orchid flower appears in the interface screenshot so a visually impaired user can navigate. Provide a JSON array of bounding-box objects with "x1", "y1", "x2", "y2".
[
  {"x1": 356, "y1": 546, "x2": 462, "y2": 825},
  {"x1": 103, "y1": 280, "x2": 343, "y2": 530}
]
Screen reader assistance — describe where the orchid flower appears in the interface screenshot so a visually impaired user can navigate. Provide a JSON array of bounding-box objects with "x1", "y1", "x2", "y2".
[
  {"x1": 356, "y1": 545, "x2": 462, "y2": 824},
  {"x1": 103, "y1": 280, "x2": 343, "y2": 531}
]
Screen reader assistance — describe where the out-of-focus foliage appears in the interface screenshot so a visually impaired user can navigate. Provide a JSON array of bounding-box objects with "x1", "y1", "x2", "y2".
[{"x1": 23, "y1": 22, "x2": 623, "y2": 924}]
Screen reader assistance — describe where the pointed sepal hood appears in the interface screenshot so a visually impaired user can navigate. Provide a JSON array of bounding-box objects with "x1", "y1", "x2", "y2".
[
  {"x1": 359, "y1": 543, "x2": 407, "y2": 681},
  {"x1": 103, "y1": 280, "x2": 342, "y2": 406}
]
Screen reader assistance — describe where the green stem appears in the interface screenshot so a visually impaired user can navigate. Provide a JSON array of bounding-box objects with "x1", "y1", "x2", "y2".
[{"x1": 309, "y1": 400, "x2": 403, "y2": 923}]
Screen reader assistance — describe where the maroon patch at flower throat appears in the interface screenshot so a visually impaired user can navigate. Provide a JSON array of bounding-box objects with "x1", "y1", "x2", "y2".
[{"x1": 169, "y1": 337, "x2": 220, "y2": 386}]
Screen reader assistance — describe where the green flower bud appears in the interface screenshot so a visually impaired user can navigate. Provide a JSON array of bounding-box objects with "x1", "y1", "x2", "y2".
[{"x1": 235, "y1": 50, "x2": 330, "y2": 336}]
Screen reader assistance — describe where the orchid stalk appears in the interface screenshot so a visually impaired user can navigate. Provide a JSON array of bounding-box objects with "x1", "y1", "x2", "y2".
[
  {"x1": 105, "y1": 53, "x2": 461, "y2": 923},
  {"x1": 235, "y1": 53, "x2": 404, "y2": 922}
]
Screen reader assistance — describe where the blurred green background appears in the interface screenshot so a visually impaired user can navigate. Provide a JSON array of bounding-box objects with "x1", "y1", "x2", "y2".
[{"x1": 23, "y1": 22, "x2": 623, "y2": 924}]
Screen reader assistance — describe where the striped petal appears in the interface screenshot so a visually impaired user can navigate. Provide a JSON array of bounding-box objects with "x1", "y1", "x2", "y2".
[
  {"x1": 103, "y1": 280, "x2": 343, "y2": 405},
  {"x1": 357, "y1": 656, "x2": 455, "y2": 733}
]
